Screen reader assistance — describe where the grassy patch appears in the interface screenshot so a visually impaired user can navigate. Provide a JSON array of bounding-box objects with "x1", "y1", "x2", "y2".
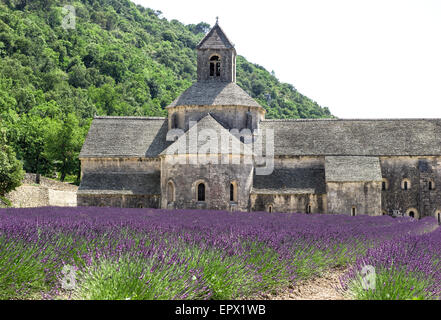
[
  {"x1": 0, "y1": 196, "x2": 11, "y2": 208},
  {"x1": 346, "y1": 267, "x2": 437, "y2": 300}
]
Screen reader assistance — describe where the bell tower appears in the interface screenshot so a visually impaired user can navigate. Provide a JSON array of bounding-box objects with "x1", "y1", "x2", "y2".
[{"x1": 196, "y1": 19, "x2": 237, "y2": 83}]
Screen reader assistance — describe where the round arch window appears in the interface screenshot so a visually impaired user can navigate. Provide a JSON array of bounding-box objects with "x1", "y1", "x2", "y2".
[
  {"x1": 406, "y1": 208, "x2": 419, "y2": 219},
  {"x1": 210, "y1": 55, "x2": 221, "y2": 77},
  {"x1": 401, "y1": 179, "x2": 411, "y2": 191}
]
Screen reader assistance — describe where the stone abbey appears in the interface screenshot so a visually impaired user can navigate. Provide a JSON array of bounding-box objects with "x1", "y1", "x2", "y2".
[{"x1": 78, "y1": 22, "x2": 441, "y2": 221}]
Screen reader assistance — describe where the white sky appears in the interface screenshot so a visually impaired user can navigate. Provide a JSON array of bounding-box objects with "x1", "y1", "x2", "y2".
[{"x1": 132, "y1": 0, "x2": 441, "y2": 119}]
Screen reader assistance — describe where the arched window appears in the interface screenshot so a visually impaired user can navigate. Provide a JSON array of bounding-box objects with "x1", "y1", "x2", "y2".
[
  {"x1": 351, "y1": 207, "x2": 357, "y2": 216},
  {"x1": 382, "y1": 178, "x2": 389, "y2": 191},
  {"x1": 138, "y1": 203, "x2": 144, "y2": 209},
  {"x1": 167, "y1": 181, "x2": 175, "y2": 203},
  {"x1": 429, "y1": 179, "x2": 435, "y2": 191},
  {"x1": 406, "y1": 208, "x2": 419, "y2": 219},
  {"x1": 435, "y1": 210, "x2": 441, "y2": 225},
  {"x1": 210, "y1": 55, "x2": 221, "y2": 77},
  {"x1": 230, "y1": 182, "x2": 238, "y2": 202},
  {"x1": 268, "y1": 205, "x2": 273, "y2": 213},
  {"x1": 382, "y1": 210, "x2": 388, "y2": 216},
  {"x1": 306, "y1": 205, "x2": 312, "y2": 214},
  {"x1": 197, "y1": 183, "x2": 206, "y2": 202},
  {"x1": 401, "y1": 179, "x2": 411, "y2": 191}
]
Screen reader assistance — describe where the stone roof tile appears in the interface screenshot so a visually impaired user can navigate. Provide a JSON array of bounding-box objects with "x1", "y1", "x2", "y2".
[
  {"x1": 79, "y1": 117, "x2": 171, "y2": 158},
  {"x1": 166, "y1": 82, "x2": 262, "y2": 109},
  {"x1": 260, "y1": 119, "x2": 441, "y2": 156},
  {"x1": 325, "y1": 156, "x2": 382, "y2": 182}
]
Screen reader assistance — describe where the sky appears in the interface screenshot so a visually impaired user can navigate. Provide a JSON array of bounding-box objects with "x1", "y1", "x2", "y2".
[{"x1": 132, "y1": 0, "x2": 441, "y2": 119}]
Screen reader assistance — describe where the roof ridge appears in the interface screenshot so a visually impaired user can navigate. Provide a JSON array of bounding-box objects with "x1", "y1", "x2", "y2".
[
  {"x1": 263, "y1": 118, "x2": 441, "y2": 122},
  {"x1": 94, "y1": 116, "x2": 166, "y2": 120}
]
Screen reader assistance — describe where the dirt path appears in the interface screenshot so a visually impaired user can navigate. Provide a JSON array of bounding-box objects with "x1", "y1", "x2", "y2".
[{"x1": 257, "y1": 267, "x2": 348, "y2": 300}]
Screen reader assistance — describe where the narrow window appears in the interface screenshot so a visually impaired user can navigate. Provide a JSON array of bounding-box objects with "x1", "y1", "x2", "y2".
[
  {"x1": 402, "y1": 179, "x2": 410, "y2": 191},
  {"x1": 198, "y1": 183, "x2": 206, "y2": 202},
  {"x1": 382, "y1": 178, "x2": 389, "y2": 191},
  {"x1": 409, "y1": 211, "x2": 415, "y2": 218},
  {"x1": 306, "y1": 205, "x2": 312, "y2": 214},
  {"x1": 268, "y1": 205, "x2": 273, "y2": 213},
  {"x1": 351, "y1": 207, "x2": 356, "y2": 216},
  {"x1": 167, "y1": 181, "x2": 175, "y2": 203},
  {"x1": 438, "y1": 212, "x2": 441, "y2": 225},
  {"x1": 429, "y1": 180, "x2": 435, "y2": 190},
  {"x1": 230, "y1": 184, "x2": 234, "y2": 202},
  {"x1": 210, "y1": 56, "x2": 220, "y2": 77}
]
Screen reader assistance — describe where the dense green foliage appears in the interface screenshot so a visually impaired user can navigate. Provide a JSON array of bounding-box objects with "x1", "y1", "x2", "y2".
[
  {"x1": 0, "y1": 123, "x2": 24, "y2": 196},
  {"x1": 0, "y1": 0, "x2": 332, "y2": 181}
]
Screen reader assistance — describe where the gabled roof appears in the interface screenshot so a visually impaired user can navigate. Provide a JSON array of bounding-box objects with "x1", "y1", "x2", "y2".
[
  {"x1": 197, "y1": 22, "x2": 235, "y2": 50},
  {"x1": 79, "y1": 117, "x2": 171, "y2": 158},
  {"x1": 160, "y1": 114, "x2": 254, "y2": 156},
  {"x1": 325, "y1": 156, "x2": 382, "y2": 182},
  {"x1": 166, "y1": 82, "x2": 262, "y2": 109},
  {"x1": 260, "y1": 118, "x2": 441, "y2": 156}
]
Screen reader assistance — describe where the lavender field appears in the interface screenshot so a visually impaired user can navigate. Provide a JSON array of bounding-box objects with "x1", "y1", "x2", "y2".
[{"x1": 0, "y1": 207, "x2": 440, "y2": 300}]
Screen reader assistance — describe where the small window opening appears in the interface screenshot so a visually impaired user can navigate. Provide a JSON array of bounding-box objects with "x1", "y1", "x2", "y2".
[
  {"x1": 306, "y1": 205, "x2": 312, "y2": 214},
  {"x1": 268, "y1": 205, "x2": 273, "y2": 213},
  {"x1": 409, "y1": 211, "x2": 415, "y2": 218},
  {"x1": 429, "y1": 180, "x2": 435, "y2": 190},
  {"x1": 438, "y1": 212, "x2": 441, "y2": 225},
  {"x1": 403, "y1": 180, "x2": 409, "y2": 191},
  {"x1": 351, "y1": 207, "x2": 356, "y2": 216},
  {"x1": 382, "y1": 182, "x2": 386, "y2": 191},
  {"x1": 229, "y1": 184, "x2": 235, "y2": 202},
  {"x1": 138, "y1": 203, "x2": 144, "y2": 209},
  {"x1": 198, "y1": 183, "x2": 206, "y2": 202},
  {"x1": 210, "y1": 56, "x2": 221, "y2": 77}
]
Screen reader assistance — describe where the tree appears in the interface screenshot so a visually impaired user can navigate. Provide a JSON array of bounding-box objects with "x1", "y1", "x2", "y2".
[
  {"x1": 44, "y1": 113, "x2": 82, "y2": 182},
  {"x1": 0, "y1": 124, "x2": 24, "y2": 196}
]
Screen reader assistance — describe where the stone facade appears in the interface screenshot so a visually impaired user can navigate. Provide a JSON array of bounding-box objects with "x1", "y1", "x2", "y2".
[{"x1": 78, "y1": 22, "x2": 441, "y2": 220}]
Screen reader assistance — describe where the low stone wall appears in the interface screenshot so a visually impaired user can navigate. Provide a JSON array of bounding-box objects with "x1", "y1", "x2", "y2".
[
  {"x1": 5, "y1": 174, "x2": 78, "y2": 208},
  {"x1": 6, "y1": 186, "x2": 50, "y2": 208}
]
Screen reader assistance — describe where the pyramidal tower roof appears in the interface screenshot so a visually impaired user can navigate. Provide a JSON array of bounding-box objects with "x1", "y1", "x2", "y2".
[{"x1": 196, "y1": 20, "x2": 235, "y2": 50}]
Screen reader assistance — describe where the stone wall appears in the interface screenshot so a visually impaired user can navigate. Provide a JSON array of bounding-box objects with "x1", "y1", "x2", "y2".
[
  {"x1": 380, "y1": 156, "x2": 441, "y2": 218},
  {"x1": 79, "y1": 158, "x2": 161, "y2": 209},
  {"x1": 77, "y1": 194, "x2": 160, "y2": 208},
  {"x1": 197, "y1": 49, "x2": 236, "y2": 82},
  {"x1": 160, "y1": 154, "x2": 253, "y2": 211},
  {"x1": 80, "y1": 158, "x2": 160, "y2": 175},
  {"x1": 168, "y1": 105, "x2": 264, "y2": 132},
  {"x1": 250, "y1": 193, "x2": 326, "y2": 214},
  {"x1": 326, "y1": 181, "x2": 382, "y2": 216}
]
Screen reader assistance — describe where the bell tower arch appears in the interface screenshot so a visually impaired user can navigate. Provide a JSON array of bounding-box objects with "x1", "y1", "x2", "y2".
[{"x1": 196, "y1": 20, "x2": 236, "y2": 83}]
